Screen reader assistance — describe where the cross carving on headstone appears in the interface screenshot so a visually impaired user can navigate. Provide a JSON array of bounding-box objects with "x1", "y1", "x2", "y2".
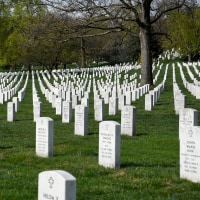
[
  {"x1": 188, "y1": 129, "x2": 193, "y2": 137},
  {"x1": 48, "y1": 177, "x2": 54, "y2": 189}
]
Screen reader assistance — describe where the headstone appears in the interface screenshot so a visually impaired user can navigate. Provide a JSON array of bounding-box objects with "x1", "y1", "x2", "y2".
[
  {"x1": 94, "y1": 99, "x2": 104, "y2": 121},
  {"x1": 36, "y1": 117, "x2": 54, "y2": 157},
  {"x1": 149, "y1": 90, "x2": 155, "y2": 106},
  {"x1": 38, "y1": 170, "x2": 76, "y2": 200},
  {"x1": 99, "y1": 121, "x2": 121, "y2": 168},
  {"x1": 62, "y1": 101, "x2": 72, "y2": 123},
  {"x1": 51, "y1": 93, "x2": 56, "y2": 108},
  {"x1": 81, "y1": 97, "x2": 89, "y2": 108},
  {"x1": 55, "y1": 97, "x2": 62, "y2": 115},
  {"x1": 18, "y1": 90, "x2": 23, "y2": 102},
  {"x1": 72, "y1": 95, "x2": 78, "y2": 109},
  {"x1": 121, "y1": 105, "x2": 136, "y2": 136},
  {"x1": 12, "y1": 97, "x2": 19, "y2": 112},
  {"x1": 118, "y1": 95, "x2": 126, "y2": 110},
  {"x1": 179, "y1": 108, "x2": 200, "y2": 183},
  {"x1": 33, "y1": 101, "x2": 42, "y2": 122},
  {"x1": 145, "y1": 93, "x2": 153, "y2": 111},
  {"x1": 74, "y1": 105, "x2": 88, "y2": 136},
  {"x1": 132, "y1": 90, "x2": 137, "y2": 101},
  {"x1": 174, "y1": 93, "x2": 186, "y2": 115},
  {"x1": 7, "y1": 102, "x2": 15, "y2": 122},
  {"x1": 108, "y1": 97, "x2": 118, "y2": 115},
  {"x1": 179, "y1": 108, "x2": 198, "y2": 136},
  {"x1": 0, "y1": 92, "x2": 4, "y2": 104},
  {"x1": 125, "y1": 91, "x2": 132, "y2": 105}
]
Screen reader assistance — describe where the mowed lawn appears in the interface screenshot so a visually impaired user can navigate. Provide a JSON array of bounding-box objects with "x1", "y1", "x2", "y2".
[{"x1": 0, "y1": 62, "x2": 200, "y2": 200}]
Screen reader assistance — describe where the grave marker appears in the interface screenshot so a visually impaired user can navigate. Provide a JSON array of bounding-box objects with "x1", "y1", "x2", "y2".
[
  {"x1": 38, "y1": 170, "x2": 76, "y2": 200},
  {"x1": 94, "y1": 99, "x2": 104, "y2": 121},
  {"x1": 121, "y1": 105, "x2": 136, "y2": 136},
  {"x1": 7, "y1": 102, "x2": 15, "y2": 122},
  {"x1": 145, "y1": 93, "x2": 153, "y2": 111},
  {"x1": 74, "y1": 105, "x2": 88, "y2": 136},
  {"x1": 12, "y1": 97, "x2": 19, "y2": 112},
  {"x1": 55, "y1": 97, "x2": 62, "y2": 115},
  {"x1": 99, "y1": 121, "x2": 121, "y2": 168},
  {"x1": 36, "y1": 117, "x2": 54, "y2": 157},
  {"x1": 108, "y1": 97, "x2": 118, "y2": 115},
  {"x1": 33, "y1": 101, "x2": 42, "y2": 122},
  {"x1": 62, "y1": 100, "x2": 72, "y2": 123},
  {"x1": 179, "y1": 108, "x2": 200, "y2": 183}
]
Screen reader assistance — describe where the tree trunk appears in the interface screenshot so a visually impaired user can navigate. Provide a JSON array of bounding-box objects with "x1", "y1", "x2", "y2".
[
  {"x1": 63, "y1": 63, "x2": 67, "y2": 69},
  {"x1": 80, "y1": 37, "x2": 86, "y2": 68},
  {"x1": 55, "y1": 63, "x2": 58, "y2": 70},
  {"x1": 139, "y1": 27, "x2": 153, "y2": 86},
  {"x1": 188, "y1": 54, "x2": 192, "y2": 62},
  {"x1": 27, "y1": 64, "x2": 31, "y2": 73}
]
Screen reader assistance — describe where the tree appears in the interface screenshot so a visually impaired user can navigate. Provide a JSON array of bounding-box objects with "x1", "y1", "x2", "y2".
[
  {"x1": 164, "y1": 7, "x2": 200, "y2": 61},
  {"x1": 0, "y1": 0, "x2": 15, "y2": 67},
  {"x1": 0, "y1": 0, "x2": 47, "y2": 70},
  {"x1": 41, "y1": 0, "x2": 193, "y2": 86}
]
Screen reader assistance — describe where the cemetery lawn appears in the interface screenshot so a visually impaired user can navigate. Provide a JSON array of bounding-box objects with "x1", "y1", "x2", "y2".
[{"x1": 1, "y1": 62, "x2": 200, "y2": 199}]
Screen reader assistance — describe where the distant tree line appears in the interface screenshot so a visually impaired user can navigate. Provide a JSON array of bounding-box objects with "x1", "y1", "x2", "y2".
[{"x1": 0, "y1": 0, "x2": 199, "y2": 85}]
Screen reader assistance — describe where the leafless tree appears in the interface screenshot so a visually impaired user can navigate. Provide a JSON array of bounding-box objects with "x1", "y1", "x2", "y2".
[{"x1": 41, "y1": 0, "x2": 194, "y2": 85}]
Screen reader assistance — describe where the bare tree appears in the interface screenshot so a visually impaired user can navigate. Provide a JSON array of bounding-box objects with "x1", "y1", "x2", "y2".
[{"x1": 41, "y1": 0, "x2": 193, "y2": 86}]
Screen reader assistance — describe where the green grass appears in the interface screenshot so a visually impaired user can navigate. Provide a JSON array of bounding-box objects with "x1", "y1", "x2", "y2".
[{"x1": 0, "y1": 61, "x2": 200, "y2": 199}]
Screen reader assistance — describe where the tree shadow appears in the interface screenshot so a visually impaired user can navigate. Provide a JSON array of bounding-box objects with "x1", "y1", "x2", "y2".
[
  {"x1": 121, "y1": 161, "x2": 176, "y2": 169},
  {"x1": 0, "y1": 146, "x2": 13, "y2": 149}
]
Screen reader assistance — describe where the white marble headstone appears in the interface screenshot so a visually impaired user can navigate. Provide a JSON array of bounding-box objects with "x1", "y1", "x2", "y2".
[
  {"x1": 74, "y1": 105, "x2": 88, "y2": 136},
  {"x1": 33, "y1": 101, "x2": 42, "y2": 122},
  {"x1": 36, "y1": 117, "x2": 54, "y2": 157},
  {"x1": 99, "y1": 121, "x2": 121, "y2": 168},
  {"x1": 62, "y1": 101, "x2": 72, "y2": 123},
  {"x1": 94, "y1": 99, "x2": 104, "y2": 122},
  {"x1": 12, "y1": 97, "x2": 19, "y2": 112},
  {"x1": 145, "y1": 93, "x2": 153, "y2": 111},
  {"x1": 38, "y1": 170, "x2": 76, "y2": 200},
  {"x1": 179, "y1": 108, "x2": 200, "y2": 183},
  {"x1": 7, "y1": 102, "x2": 15, "y2": 122},
  {"x1": 121, "y1": 105, "x2": 136, "y2": 136}
]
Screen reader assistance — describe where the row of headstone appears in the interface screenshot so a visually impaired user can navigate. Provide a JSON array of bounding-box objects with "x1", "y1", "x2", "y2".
[
  {"x1": 35, "y1": 70, "x2": 91, "y2": 115},
  {"x1": 35, "y1": 116, "x2": 123, "y2": 170},
  {"x1": 0, "y1": 71, "x2": 27, "y2": 104},
  {"x1": 145, "y1": 64, "x2": 169, "y2": 111},
  {"x1": 35, "y1": 60, "x2": 166, "y2": 119},
  {"x1": 17, "y1": 72, "x2": 29, "y2": 102},
  {"x1": 158, "y1": 49, "x2": 180, "y2": 61},
  {"x1": 153, "y1": 63, "x2": 163, "y2": 85},
  {"x1": 178, "y1": 62, "x2": 200, "y2": 99},
  {"x1": 32, "y1": 71, "x2": 42, "y2": 122},
  {"x1": 190, "y1": 61, "x2": 200, "y2": 78},
  {"x1": 32, "y1": 63, "x2": 163, "y2": 142},
  {"x1": 6, "y1": 72, "x2": 29, "y2": 121},
  {"x1": 12, "y1": 64, "x2": 156, "y2": 198},
  {"x1": 36, "y1": 105, "x2": 136, "y2": 167}
]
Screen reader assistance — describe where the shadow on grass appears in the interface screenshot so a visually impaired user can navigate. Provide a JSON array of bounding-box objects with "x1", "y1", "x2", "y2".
[
  {"x1": 0, "y1": 146, "x2": 13, "y2": 149},
  {"x1": 121, "y1": 161, "x2": 177, "y2": 168},
  {"x1": 88, "y1": 132, "x2": 98, "y2": 135},
  {"x1": 15, "y1": 118, "x2": 33, "y2": 121}
]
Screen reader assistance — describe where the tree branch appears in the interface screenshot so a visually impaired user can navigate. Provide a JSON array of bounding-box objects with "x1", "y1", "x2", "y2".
[{"x1": 151, "y1": 0, "x2": 186, "y2": 24}]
